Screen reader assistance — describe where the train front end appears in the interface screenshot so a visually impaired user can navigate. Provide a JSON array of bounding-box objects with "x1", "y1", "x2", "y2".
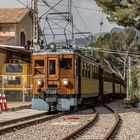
[{"x1": 32, "y1": 43, "x2": 79, "y2": 111}]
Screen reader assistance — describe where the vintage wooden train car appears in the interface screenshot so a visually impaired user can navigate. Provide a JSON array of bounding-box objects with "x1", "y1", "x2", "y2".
[
  {"x1": 2, "y1": 59, "x2": 31, "y2": 101},
  {"x1": 32, "y1": 43, "x2": 126, "y2": 111}
]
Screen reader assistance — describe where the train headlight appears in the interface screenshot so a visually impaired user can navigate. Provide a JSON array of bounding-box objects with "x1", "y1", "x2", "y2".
[
  {"x1": 48, "y1": 43, "x2": 56, "y2": 51},
  {"x1": 37, "y1": 80, "x2": 43, "y2": 87},
  {"x1": 62, "y1": 79, "x2": 69, "y2": 87}
]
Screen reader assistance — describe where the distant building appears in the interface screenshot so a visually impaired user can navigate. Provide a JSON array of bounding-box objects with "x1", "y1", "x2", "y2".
[
  {"x1": 0, "y1": 8, "x2": 33, "y2": 46},
  {"x1": 0, "y1": 8, "x2": 32, "y2": 76}
]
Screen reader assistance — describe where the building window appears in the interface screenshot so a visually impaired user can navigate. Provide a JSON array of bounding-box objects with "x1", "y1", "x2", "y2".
[{"x1": 20, "y1": 32, "x2": 26, "y2": 46}]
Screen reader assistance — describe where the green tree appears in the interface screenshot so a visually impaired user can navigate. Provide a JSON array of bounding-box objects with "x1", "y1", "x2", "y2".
[
  {"x1": 93, "y1": 27, "x2": 139, "y2": 80},
  {"x1": 96, "y1": 0, "x2": 140, "y2": 29}
]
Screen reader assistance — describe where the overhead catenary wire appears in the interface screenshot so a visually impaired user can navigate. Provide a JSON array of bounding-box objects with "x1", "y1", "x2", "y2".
[
  {"x1": 26, "y1": 0, "x2": 33, "y2": 8},
  {"x1": 83, "y1": 47, "x2": 140, "y2": 57},
  {"x1": 40, "y1": 0, "x2": 64, "y2": 19},
  {"x1": 38, "y1": 1, "x2": 101, "y2": 12},
  {"x1": 16, "y1": 0, "x2": 27, "y2": 7},
  {"x1": 40, "y1": 0, "x2": 91, "y2": 42},
  {"x1": 72, "y1": 1, "x2": 91, "y2": 33}
]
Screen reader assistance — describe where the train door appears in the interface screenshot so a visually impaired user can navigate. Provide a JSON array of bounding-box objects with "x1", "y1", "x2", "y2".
[
  {"x1": 47, "y1": 57, "x2": 59, "y2": 80},
  {"x1": 47, "y1": 57, "x2": 59, "y2": 110}
]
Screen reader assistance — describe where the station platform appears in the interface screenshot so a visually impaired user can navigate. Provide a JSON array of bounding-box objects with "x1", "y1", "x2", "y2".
[
  {"x1": 0, "y1": 109, "x2": 47, "y2": 123},
  {"x1": 7, "y1": 102, "x2": 31, "y2": 112}
]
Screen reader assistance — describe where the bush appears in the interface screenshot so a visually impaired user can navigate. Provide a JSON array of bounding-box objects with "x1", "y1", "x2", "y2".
[
  {"x1": 129, "y1": 93, "x2": 140, "y2": 107},
  {"x1": 128, "y1": 67, "x2": 140, "y2": 107}
]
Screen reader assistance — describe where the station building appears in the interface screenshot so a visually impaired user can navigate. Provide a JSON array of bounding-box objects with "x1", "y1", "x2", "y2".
[
  {"x1": 0, "y1": 8, "x2": 32, "y2": 73},
  {"x1": 0, "y1": 8, "x2": 33, "y2": 102}
]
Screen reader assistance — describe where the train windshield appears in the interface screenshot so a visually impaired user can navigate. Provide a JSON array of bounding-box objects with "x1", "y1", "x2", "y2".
[
  {"x1": 34, "y1": 60, "x2": 45, "y2": 75},
  {"x1": 60, "y1": 58, "x2": 72, "y2": 69},
  {"x1": 6, "y1": 65, "x2": 23, "y2": 73}
]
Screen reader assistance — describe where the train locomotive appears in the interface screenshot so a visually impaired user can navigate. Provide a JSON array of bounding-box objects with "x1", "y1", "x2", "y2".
[
  {"x1": 2, "y1": 59, "x2": 31, "y2": 101},
  {"x1": 32, "y1": 43, "x2": 126, "y2": 111}
]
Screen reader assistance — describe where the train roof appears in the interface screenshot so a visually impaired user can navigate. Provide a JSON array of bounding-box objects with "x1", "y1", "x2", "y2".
[{"x1": 32, "y1": 47, "x2": 75, "y2": 55}]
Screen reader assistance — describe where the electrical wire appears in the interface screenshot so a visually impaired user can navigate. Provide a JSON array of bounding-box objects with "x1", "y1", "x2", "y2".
[
  {"x1": 26, "y1": 0, "x2": 33, "y2": 8},
  {"x1": 40, "y1": 0, "x2": 64, "y2": 19},
  {"x1": 16, "y1": 0, "x2": 27, "y2": 7},
  {"x1": 72, "y1": 1, "x2": 91, "y2": 33},
  {"x1": 82, "y1": 47, "x2": 140, "y2": 57},
  {"x1": 38, "y1": 1, "x2": 101, "y2": 12},
  {"x1": 40, "y1": 0, "x2": 91, "y2": 42}
]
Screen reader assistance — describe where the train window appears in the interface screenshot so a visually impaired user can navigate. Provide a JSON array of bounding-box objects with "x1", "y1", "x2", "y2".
[
  {"x1": 34, "y1": 60, "x2": 45, "y2": 75},
  {"x1": 49, "y1": 60, "x2": 56, "y2": 74},
  {"x1": 60, "y1": 58, "x2": 72, "y2": 69},
  {"x1": 96, "y1": 67, "x2": 99, "y2": 78},
  {"x1": 92, "y1": 65, "x2": 96, "y2": 79},
  {"x1": 88, "y1": 64, "x2": 90, "y2": 78},
  {"x1": 82, "y1": 62, "x2": 84, "y2": 77},
  {"x1": 85, "y1": 63, "x2": 87, "y2": 78},
  {"x1": 7, "y1": 76, "x2": 21, "y2": 85},
  {"x1": 92, "y1": 65, "x2": 94, "y2": 79},
  {"x1": 6, "y1": 65, "x2": 23, "y2": 73},
  {"x1": 35, "y1": 68, "x2": 44, "y2": 75},
  {"x1": 35, "y1": 60, "x2": 44, "y2": 67}
]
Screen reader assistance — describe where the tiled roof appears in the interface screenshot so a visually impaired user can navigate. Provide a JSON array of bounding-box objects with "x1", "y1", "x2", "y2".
[{"x1": 0, "y1": 8, "x2": 30, "y2": 24}]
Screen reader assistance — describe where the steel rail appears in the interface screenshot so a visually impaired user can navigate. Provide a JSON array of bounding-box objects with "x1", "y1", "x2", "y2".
[
  {"x1": 0, "y1": 113, "x2": 63, "y2": 135},
  {"x1": 61, "y1": 105, "x2": 120, "y2": 140},
  {"x1": 0, "y1": 112, "x2": 48, "y2": 127},
  {"x1": 103, "y1": 105, "x2": 121, "y2": 140},
  {"x1": 61, "y1": 108, "x2": 98, "y2": 140}
]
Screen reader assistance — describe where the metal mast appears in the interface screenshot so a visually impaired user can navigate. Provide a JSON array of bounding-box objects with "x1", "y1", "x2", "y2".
[{"x1": 33, "y1": 0, "x2": 39, "y2": 46}]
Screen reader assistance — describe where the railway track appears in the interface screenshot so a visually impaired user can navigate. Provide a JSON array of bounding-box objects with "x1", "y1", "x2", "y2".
[
  {"x1": 62, "y1": 105, "x2": 120, "y2": 140},
  {"x1": 0, "y1": 111, "x2": 63, "y2": 135},
  {"x1": 0, "y1": 108, "x2": 96, "y2": 140}
]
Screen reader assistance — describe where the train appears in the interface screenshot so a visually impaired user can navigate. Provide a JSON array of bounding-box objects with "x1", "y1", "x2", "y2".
[
  {"x1": 2, "y1": 59, "x2": 32, "y2": 101},
  {"x1": 31, "y1": 43, "x2": 126, "y2": 111}
]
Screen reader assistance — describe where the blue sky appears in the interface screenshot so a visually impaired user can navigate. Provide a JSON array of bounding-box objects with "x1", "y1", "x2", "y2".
[{"x1": 0, "y1": 0, "x2": 121, "y2": 41}]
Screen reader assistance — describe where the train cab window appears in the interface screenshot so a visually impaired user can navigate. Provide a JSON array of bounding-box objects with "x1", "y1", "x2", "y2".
[
  {"x1": 6, "y1": 65, "x2": 23, "y2": 73},
  {"x1": 34, "y1": 60, "x2": 45, "y2": 75},
  {"x1": 60, "y1": 58, "x2": 72, "y2": 69},
  {"x1": 35, "y1": 60, "x2": 44, "y2": 67},
  {"x1": 49, "y1": 60, "x2": 56, "y2": 74}
]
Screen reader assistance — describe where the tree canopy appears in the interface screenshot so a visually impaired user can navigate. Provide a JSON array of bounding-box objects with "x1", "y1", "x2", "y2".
[
  {"x1": 93, "y1": 27, "x2": 139, "y2": 80},
  {"x1": 96, "y1": 0, "x2": 140, "y2": 29}
]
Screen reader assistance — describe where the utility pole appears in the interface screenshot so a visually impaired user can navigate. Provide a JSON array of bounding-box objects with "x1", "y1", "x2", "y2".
[
  {"x1": 33, "y1": 0, "x2": 39, "y2": 46},
  {"x1": 127, "y1": 55, "x2": 131, "y2": 100}
]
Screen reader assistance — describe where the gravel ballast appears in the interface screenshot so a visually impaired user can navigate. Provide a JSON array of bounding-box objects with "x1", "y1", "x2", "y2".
[
  {"x1": 108, "y1": 100, "x2": 140, "y2": 140},
  {"x1": 0, "y1": 109, "x2": 95, "y2": 140}
]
